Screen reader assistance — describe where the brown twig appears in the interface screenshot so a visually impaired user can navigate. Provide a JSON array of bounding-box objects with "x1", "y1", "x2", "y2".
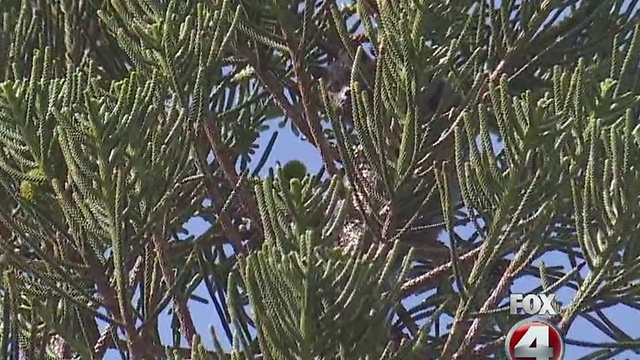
[
  {"x1": 395, "y1": 303, "x2": 419, "y2": 337},
  {"x1": 204, "y1": 117, "x2": 262, "y2": 232},
  {"x1": 93, "y1": 250, "x2": 152, "y2": 358},
  {"x1": 95, "y1": 244, "x2": 172, "y2": 358},
  {"x1": 94, "y1": 325, "x2": 226, "y2": 359},
  {"x1": 238, "y1": 42, "x2": 340, "y2": 176},
  {"x1": 237, "y1": 46, "x2": 314, "y2": 138},
  {"x1": 204, "y1": 180, "x2": 246, "y2": 254},
  {"x1": 89, "y1": 262, "x2": 149, "y2": 359},
  {"x1": 151, "y1": 232, "x2": 197, "y2": 348},
  {"x1": 93, "y1": 324, "x2": 117, "y2": 358},
  {"x1": 452, "y1": 243, "x2": 539, "y2": 359},
  {"x1": 401, "y1": 246, "x2": 483, "y2": 296},
  {"x1": 472, "y1": 336, "x2": 506, "y2": 358},
  {"x1": 287, "y1": 41, "x2": 340, "y2": 175}
]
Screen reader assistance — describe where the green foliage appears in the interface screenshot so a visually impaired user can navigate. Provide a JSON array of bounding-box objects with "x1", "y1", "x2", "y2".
[
  {"x1": 1, "y1": 0, "x2": 640, "y2": 359},
  {"x1": 278, "y1": 159, "x2": 308, "y2": 187},
  {"x1": 239, "y1": 233, "x2": 413, "y2": 358}
]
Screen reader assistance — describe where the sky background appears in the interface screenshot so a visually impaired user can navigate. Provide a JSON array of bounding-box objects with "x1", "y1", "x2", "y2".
[{"x1": 97, "y1": 1, "x2": 640, "y2": 359}]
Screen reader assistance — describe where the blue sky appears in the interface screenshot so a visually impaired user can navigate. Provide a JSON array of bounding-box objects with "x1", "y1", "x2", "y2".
[{"x1": 99, "y1": 1, "x2": 640, "y2": 359}]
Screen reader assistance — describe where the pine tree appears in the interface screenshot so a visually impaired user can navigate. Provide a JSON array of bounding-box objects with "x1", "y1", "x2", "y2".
[{"x1": 1, "y1": 0, "x2": 640, "y2": 359}]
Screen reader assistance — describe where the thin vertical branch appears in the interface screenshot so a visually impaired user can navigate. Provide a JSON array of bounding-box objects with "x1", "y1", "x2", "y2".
[
  {"x1": 204, "y1": 117, "x2": 262, "y2": 231},
  {"x1": 89, "y1": 264, "x2": 148, "y2": 359},
  {"x1": 453, "y1": 243, "x2": 539, "y2": 359},
  {"x1": 150, "y1": 233, "x2": 197, "y2": 348}
]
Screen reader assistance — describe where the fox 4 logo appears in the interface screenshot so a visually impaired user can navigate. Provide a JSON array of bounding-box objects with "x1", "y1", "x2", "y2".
[
  {"x1": 505, "y1": 318, "x2": 565, "y2": 360},
  {"x1": 509, "y1": 294, "x2": 558, "y2": 316}
]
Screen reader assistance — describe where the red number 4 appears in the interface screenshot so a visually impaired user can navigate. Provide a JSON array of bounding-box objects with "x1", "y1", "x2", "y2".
[{"x1": 506, "y1": 318, "x2": 565, "y2": 360}]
